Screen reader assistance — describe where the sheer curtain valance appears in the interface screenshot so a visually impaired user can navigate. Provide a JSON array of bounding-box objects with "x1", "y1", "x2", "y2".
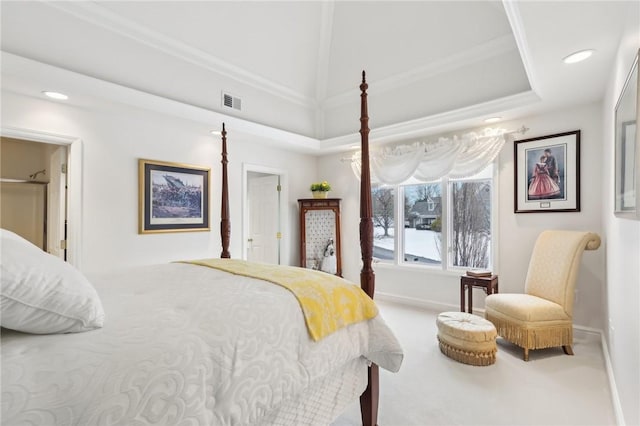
[{"x1": 351, "y1": 127, "x2": 507, "y2": 184}]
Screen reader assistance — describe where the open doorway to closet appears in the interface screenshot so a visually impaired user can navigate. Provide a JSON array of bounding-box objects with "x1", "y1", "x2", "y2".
[
  {"x1": 242, "y1": 164, "x2": 288, "y2": 265},
  {"x1": 1, "y1": 137, "x2": 68, "y2": 260}
]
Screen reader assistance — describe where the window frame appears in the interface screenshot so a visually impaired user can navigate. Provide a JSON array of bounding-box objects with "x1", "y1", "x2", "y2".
[{"x1": 373, "y1": 161, "x2": 498, "y2": 274}]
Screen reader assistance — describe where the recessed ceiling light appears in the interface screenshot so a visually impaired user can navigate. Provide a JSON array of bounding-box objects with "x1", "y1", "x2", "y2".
[
  {"x1": 484, "y1": 117, "x2": 501, "y2": 123},
  {"x1": 563, "y1": 49, "x2": 594, "y2": 64},
  {"x1": 42, "y1": 91, "x2": 68, "y2": 100}
]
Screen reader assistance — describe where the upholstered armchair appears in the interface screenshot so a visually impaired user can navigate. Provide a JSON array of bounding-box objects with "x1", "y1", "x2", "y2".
[{"x1": 485, "y1": 230, "x2": 601, "y2": 361}]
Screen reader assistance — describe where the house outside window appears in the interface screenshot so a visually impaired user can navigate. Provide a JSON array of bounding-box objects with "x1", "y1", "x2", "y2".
[
  {"x1": 372, "y1": 164, "x2": 494, "y2": 271},
  {"x1": 403, "y1": 184, "x2": 442, "y2": 265}
]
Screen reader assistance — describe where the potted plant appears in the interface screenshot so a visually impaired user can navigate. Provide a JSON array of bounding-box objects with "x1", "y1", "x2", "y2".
[{"x1": 310, "y1": 181, "x2": 331, "y2": 198}]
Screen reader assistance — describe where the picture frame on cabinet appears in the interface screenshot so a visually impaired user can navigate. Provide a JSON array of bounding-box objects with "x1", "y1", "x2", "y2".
[
  {"x1": 138, "y1": 159, "x2": 210, "y2": 233},
  {"x1": 514, "y1": 130, "x2": 581, "y2": 213},
  {"x1": 614, "y1": 49, "x2": 640, "y2": 220}
]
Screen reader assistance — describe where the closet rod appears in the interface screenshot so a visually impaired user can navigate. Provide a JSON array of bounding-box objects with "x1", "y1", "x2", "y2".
[{"x1": 0, "y1": 178, "x2": 48, "y2": 184}]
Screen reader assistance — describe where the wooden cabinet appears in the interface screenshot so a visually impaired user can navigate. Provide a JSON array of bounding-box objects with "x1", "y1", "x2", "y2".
[{"x1": 298, "y1": 198, "x2": 342, "y2": 276}]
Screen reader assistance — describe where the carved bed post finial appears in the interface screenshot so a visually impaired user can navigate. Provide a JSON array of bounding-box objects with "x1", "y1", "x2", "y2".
[
  {"x1": 220, "y1": 122, "x2": 231, "y2": 259},
  {"x1": 358, "y1": 71, "x2": 379, "y2": 426}
]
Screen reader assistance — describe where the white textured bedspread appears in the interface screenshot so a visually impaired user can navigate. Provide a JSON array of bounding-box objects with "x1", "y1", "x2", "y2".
[{"x1": 1, "y1": 262, "x2": 402, "y2": 425}]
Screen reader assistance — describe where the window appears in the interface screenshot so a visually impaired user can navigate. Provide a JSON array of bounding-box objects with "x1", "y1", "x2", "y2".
[
  {"x1": 403, "y1": 183, "x2": 442, "y2": 266},
  {"x1": 372, "y1": 185, "x2": 396, "y2": 262},
  {"x1": 372, "y1": 165, "x2": 494, "y2": 271},
  {"x1": 449, "y1": 178, "x2": 491, "y2": 269}
]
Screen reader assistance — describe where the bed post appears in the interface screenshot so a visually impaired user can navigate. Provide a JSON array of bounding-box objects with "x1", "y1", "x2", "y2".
[
  {"x1": 358, "y1": 71, "x2": 379, "y2": 426},
  {"x1": 220, "y1": 122, "x2": 231, "y2": 259}
]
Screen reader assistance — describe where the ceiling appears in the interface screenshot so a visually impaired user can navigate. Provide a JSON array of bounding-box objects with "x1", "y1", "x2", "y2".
[{"x1": 1, "y1": 1, "x2": 637, "y2": 152}]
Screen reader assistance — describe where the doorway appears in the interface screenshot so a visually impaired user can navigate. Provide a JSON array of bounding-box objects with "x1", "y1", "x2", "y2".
[
  {"x1": 0, "y1": 128, "x2": 81, "y2": 267},
  {"x1": 1, "y1": 137, "x2": 67, "y2": 258},
  {"x1": 242, "y1": 164, "x2": 288, "y2": 265}
]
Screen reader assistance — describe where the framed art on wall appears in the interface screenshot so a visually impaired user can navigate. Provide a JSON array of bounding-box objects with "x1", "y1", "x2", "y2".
[
  {"x1": 614, "y1": 49, "x2": 640, "y2": 219},
  {"x1": 139, "y1": 159, "x2": 210, "y2": 233},
  {"x1": 514, "y1": 130, "x2": 580, "y2": 213}
]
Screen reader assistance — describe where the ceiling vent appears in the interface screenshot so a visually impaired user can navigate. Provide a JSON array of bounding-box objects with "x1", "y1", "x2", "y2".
[{"x1": 222, "y1": 92, "x2": 242, "y2": 111}]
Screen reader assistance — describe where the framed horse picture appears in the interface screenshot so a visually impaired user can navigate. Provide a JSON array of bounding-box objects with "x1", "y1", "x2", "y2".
[{"x1": 138, "y1": 159, "x2": 210, "y2": 233}]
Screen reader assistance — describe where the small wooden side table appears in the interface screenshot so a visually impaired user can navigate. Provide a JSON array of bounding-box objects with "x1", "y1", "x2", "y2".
[{"x1": 460, "y1": 275, "x2": 499, "y2": 313}]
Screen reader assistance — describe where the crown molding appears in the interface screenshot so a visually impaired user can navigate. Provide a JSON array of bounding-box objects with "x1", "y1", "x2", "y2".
[
  {"x1": 502, "y1": 0, "x2": 539, "y2": 94},
  {"x1": 321, "y1": 90, "x2": 540, "y2": 151},
  {"x1": 313, "y1": 1, "x2": 336, "y2": 139},
  {"x1": 1, "y1": 52, "x2": 321, "y2": 154},
  {"x1": 2, "y1": 51, "x2": 540, "y2": 156},
  {"x1": 39, "y1": 2, "x2": 525, "y2": 126},
  {"x1": 44, "y1": 1, "x2": 316, "y2": 109},
  {"x1": 322, "y1": 34, "x2": 519, "y2": 109}
]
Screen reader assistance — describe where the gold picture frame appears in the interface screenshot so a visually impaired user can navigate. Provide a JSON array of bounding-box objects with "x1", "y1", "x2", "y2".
[
  {"x1": 138, "y1": 159, "x2": 211, "y2": 233},
  {"x1": 614, "y1": 49, "x2": 640, "y2": 219}
]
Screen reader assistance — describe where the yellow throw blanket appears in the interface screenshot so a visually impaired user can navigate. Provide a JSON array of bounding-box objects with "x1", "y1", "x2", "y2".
[{"x1": 182, "y1": 259, "x2": 378, "y2": 341}]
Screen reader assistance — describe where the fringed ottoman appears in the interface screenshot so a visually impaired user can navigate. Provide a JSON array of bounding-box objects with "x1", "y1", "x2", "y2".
[{"x1": 436, "y1": 311, "x2": 497, "y2": 366}]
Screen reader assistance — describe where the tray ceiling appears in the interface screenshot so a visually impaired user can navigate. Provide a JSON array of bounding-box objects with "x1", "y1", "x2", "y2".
[{"x1": 1, "y1": 1, "x2": 635, "y2": 147}]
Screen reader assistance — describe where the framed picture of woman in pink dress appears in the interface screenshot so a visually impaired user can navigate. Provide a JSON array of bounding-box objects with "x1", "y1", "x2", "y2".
[{"x1": 514, "y1": 130, "x2": 580, "y2": 213}]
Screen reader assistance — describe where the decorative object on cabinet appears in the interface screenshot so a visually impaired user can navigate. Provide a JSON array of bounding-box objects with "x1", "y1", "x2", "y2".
[
  {"x1": 298, "y1": 198, "x2": 342, "y2": 276},
  {"x1": 614, "y1": 49, "x2": 640, "y2": 219},
  {"x1": 310, "y1": 181, "x2": 331, "y2": 198},
  {"x1": 139, "y1": 159, "x2": 210, "y2": 233},
  {"x1": 514, "y1": 130, "x2": 580, "y2": 213}
]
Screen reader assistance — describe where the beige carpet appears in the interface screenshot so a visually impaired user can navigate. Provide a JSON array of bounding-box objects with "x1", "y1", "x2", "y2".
[{"x1": 334, "y1": 300, "x2": 616, "y2": 426}]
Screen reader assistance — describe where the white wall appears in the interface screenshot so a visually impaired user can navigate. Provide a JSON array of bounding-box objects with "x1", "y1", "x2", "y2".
[
  {"x1": 498, "y1": 104, "x2": 605, "y2": 330},
  {"x1": 602, "y1": 14, "x2": 640, "y2": 426},
  {"x1": 1, "y1": 91, "x2": 317, "y2": 274},
  {"x1": 318, "y1": 102, "x2": 605, "y2": 331}
]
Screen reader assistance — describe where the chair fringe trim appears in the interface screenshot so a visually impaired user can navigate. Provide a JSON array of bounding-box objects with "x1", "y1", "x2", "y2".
[
  {"x1": 437, "y1": 336, "x2": 496, "y2": 366},
  {"x1": 485, "y1": 314, "x2": 572, "y2": 350}
]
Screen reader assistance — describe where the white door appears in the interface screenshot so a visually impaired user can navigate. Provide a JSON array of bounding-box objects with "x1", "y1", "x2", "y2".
[
  {"x1": 247, "y1": 175, "x2": 280, "y2": 264},
  {"x1": 47, "y1": 146, "x2": 67, "y2": 259}
]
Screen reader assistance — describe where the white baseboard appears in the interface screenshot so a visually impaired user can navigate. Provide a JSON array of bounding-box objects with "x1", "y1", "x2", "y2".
[
  {"x1": 574, "y1": 325, "x2": 625, "y2": 424},
  {"x1": 375, "y1": 291, "x2": 487, "y2": 315},
  {"x1": 573, "y1": 324, "x2": 603, "y2": 335},
  {"x1": 375, "y1": 291, "x2": 456, "y2": 312},
  {"x1": 598, "y1": 331, "x2": 626, "y2": 425},
  {"x1": 376, "y1": 292, "x2": 625, "y2": 425}
]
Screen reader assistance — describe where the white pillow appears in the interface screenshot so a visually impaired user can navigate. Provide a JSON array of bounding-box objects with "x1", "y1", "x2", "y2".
[{"x1": 0, "y1": 229, "x2": 105, "y2": 334}]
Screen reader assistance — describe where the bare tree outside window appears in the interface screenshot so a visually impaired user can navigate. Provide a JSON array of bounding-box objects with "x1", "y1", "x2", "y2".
[
  {"x1": 372, "y1": 186, "x2": 395, "y2": 237},
  {"x1": 450, "y1": 180, "x2": 491, "y2": 268},
  {"x1": 371, "y1": 186, "x2": 396, "y2": 262}
]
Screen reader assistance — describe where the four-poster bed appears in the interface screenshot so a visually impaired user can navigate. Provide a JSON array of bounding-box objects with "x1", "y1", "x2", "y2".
[
  {"x1": 217, "y1": 71, "x2": 384, "y2": 424},
  {"x1": 0, "y1": 73, "x2": 401, "y2": 426}
]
